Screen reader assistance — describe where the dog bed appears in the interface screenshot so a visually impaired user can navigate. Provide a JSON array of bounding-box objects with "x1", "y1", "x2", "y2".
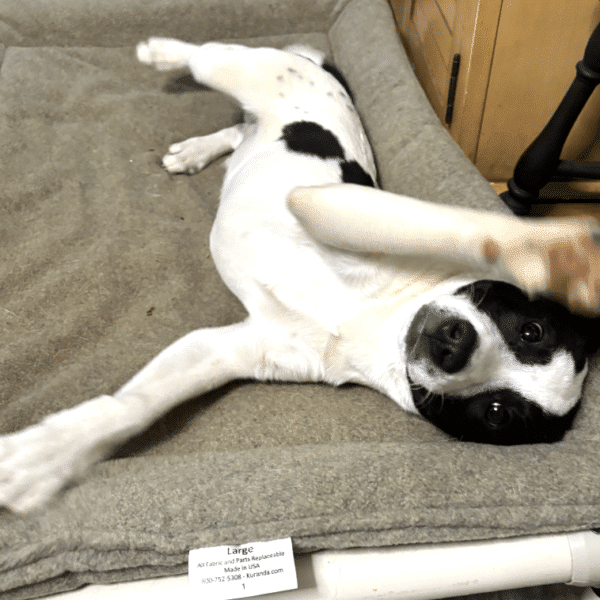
[{"x1": 1, "y1": 0, "x2": 599, "y2": 597}]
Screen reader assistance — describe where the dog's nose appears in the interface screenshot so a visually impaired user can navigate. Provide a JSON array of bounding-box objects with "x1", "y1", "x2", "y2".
[{"x1": 427, "y1": 318, "x2": 477, "y2": 373}]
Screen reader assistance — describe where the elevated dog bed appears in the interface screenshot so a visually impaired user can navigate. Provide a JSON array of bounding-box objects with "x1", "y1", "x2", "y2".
[{"x1": 1, "y1": 0, "x2": 599, "y2": 598}]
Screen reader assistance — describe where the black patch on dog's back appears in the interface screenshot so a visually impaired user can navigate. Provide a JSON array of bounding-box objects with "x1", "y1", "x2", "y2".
[
  {"x1": 341, "y1": 160, "x2": 375, "y2": 187},
  {"x1": 322, "y1": 61, "x2": 354, "y2": 101},
  {"x1": 281, "y1": 121, "x2": 344, "y2": 160}
]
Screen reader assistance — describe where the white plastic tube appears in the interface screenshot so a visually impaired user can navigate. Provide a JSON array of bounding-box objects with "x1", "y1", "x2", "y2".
[
  {"x1": 568, "y1": 531, "x2": 600, "y2": 586},
  {"x1": 308, "y1": 535, "x2": 573, "y2": 600},
  {"x1": 267, "y1": 531, "x2": 600, "y2": 600}
]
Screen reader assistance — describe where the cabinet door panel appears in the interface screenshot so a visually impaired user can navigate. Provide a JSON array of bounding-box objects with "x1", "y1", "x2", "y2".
[
  {"x1": 390, "y1": 0, "x2": 455, "y2": 118},
  {"x1": 412, "y1": 0, "x2": 453, "y2": 107},
  {"x1": 475, "y1": 0, "x2": 600, "y2": 181},
  {"x1": 435, "y1": 0, "x2": 456, "y2": 30}
]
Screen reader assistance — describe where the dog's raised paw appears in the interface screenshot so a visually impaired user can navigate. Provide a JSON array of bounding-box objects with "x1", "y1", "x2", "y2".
[{"x1": 484, "y1": 216, "x2": 600, "y2": 315}]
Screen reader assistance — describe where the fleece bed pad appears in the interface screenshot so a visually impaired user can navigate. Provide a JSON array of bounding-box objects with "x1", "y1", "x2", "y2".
[{"x1": 1, "y1": 0, "x2": 600, "y2": 597}]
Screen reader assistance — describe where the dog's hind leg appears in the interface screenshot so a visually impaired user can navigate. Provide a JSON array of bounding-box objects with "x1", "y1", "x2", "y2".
[
  {"x1": 0, "y1": 321, "x2": 270, "y2": 513},
  {"x1": 137, "y1": 38, "x2": 314, "y2": 115},
  {"x1": 162, "y1": 124, "x2": 245, "y2": 174}
]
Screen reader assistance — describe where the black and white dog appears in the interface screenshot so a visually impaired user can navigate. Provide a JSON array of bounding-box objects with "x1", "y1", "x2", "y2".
[{"x1": 1, "y1": 39, "x2": 600, "y2": 513}]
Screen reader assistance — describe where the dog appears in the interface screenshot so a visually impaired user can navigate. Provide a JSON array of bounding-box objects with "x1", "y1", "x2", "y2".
[{"x1": 1, "y1": 39, "x2": 600, "y2": 514}]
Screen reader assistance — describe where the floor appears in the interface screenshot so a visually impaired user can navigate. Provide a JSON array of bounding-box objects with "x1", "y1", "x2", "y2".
[
  {"x1": 43, "y1": 578, "x2": 594, "y2": 599},
  {"x1": 490, "y1": 182, "x2": 600, "y2": 219},
  {"x1": 456, "y1": 584, "x2": 591, "y2": 599}
]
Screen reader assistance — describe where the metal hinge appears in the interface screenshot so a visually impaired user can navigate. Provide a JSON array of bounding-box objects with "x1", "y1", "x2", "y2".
[{"x1": 445, "y1": 53, "x2": 461, "y2": 125}]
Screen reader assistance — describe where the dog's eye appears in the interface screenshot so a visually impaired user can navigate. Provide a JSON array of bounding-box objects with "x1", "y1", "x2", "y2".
[
  {"x1": 485, "y1": 401, "x2": 510, "y2": 427},
  {"x1": 520, "y1": 321, "x2": 544, "y2": 343}
]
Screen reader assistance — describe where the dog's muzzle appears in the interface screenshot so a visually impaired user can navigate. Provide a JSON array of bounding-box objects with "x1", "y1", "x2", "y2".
[{"x1": 406, "y1": 305, "x2": 479, "y2": 374}]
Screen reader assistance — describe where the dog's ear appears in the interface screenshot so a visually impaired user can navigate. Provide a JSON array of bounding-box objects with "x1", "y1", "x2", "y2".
[
  {"x1": 579, "y1": 316, "x2": 600, "y2": 354},
  {"x1": 557, "y1": 312, "x2": 600, "y2": 355}
]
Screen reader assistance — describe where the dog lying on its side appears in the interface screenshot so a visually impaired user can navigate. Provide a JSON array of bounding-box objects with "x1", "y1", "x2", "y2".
[{"x1": 0, "y1": 39, "x2": 600, "y2": 514}]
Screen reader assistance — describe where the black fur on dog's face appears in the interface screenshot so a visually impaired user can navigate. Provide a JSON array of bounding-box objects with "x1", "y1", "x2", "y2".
[{"x1": 406, "y1": 280, "x2": 598, "y2": 445}]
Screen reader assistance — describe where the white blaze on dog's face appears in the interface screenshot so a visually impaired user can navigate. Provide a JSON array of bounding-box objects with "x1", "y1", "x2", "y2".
[{"x1": 405, "y1": 280, "x2": 595, "y2": 445}]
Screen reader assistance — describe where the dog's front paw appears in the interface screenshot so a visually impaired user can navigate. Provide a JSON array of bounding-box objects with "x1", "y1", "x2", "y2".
[
  {"x1": 0, "y1": 424, "x2": 83, "y2": 513},
  {"x1": 0, "y1": 405, "x2": 109, "y2": 513},
  {"x1": 484, "y1": 216, "x2": 600, "y2": 315},
  {"x1": 162, "y1": 138, "x2": 208, "y2": 174}
]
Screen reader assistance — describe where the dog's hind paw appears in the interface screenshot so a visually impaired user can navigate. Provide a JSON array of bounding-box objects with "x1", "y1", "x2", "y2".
[
  {"x1": 484, "y1": 216, "x2": 600, "y2": 315},
  {"x1": 136, "y1": 37, "x2": 195, "y2": 71}
]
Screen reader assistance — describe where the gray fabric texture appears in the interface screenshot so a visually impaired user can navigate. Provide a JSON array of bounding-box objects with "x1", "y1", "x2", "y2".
[{"x1": 0, "y1": 0, "x2": 599, "y2": 598}]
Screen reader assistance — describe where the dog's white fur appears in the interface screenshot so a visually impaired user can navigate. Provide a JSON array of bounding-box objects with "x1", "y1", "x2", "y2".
[{"x1": 1, "y1": 39, "x2": 599, "y2": 513}]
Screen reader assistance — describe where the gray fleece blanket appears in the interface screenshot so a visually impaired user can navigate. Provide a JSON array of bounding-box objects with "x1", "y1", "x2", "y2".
[{"x1": 1, "y1": 0, "x2": 600, "y2": 597}]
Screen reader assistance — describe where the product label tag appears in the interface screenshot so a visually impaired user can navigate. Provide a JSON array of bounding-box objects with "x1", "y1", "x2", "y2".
[{"x1": 189, "y1": 537, "x2": 297, "y2": 600}]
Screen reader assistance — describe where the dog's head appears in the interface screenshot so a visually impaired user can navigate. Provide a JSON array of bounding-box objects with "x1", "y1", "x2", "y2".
[{"x1": 406, "y1": 280, "x2": 598, "y2": 445}]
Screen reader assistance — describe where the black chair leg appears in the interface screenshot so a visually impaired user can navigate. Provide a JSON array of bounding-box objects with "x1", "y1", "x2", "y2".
[{"x1": 501, "y1": 21, "x2": 600, "y2": 215}]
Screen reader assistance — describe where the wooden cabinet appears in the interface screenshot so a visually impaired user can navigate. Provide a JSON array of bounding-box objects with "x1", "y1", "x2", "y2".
[{"x1": 389, "y1": 0, "x2": 600, "y2": 188}]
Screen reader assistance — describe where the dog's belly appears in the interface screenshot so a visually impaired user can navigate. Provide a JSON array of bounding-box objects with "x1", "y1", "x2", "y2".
[
  {"x1": 210, "y1": 143, "x2": 462, "y2": 338},
  {"x1": 210, "y1": 146, "x2": 359, "y2": 327}
]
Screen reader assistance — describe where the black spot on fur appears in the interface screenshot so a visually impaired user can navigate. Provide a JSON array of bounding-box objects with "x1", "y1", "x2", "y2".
[
  {"x1": 322, "y1": 61, "x2": 354, "y2": 101},
  {"x1": 281, "y1": 121, "x2": 345, "y2": 160},
  {"x1": 341, "y1": 160, "x2": 375, "y2": 187}
]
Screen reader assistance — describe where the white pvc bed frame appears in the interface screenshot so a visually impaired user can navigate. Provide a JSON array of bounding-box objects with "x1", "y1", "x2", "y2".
[{"x1": 46, "y1": 530, "x2": 600, "y2": 600}]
